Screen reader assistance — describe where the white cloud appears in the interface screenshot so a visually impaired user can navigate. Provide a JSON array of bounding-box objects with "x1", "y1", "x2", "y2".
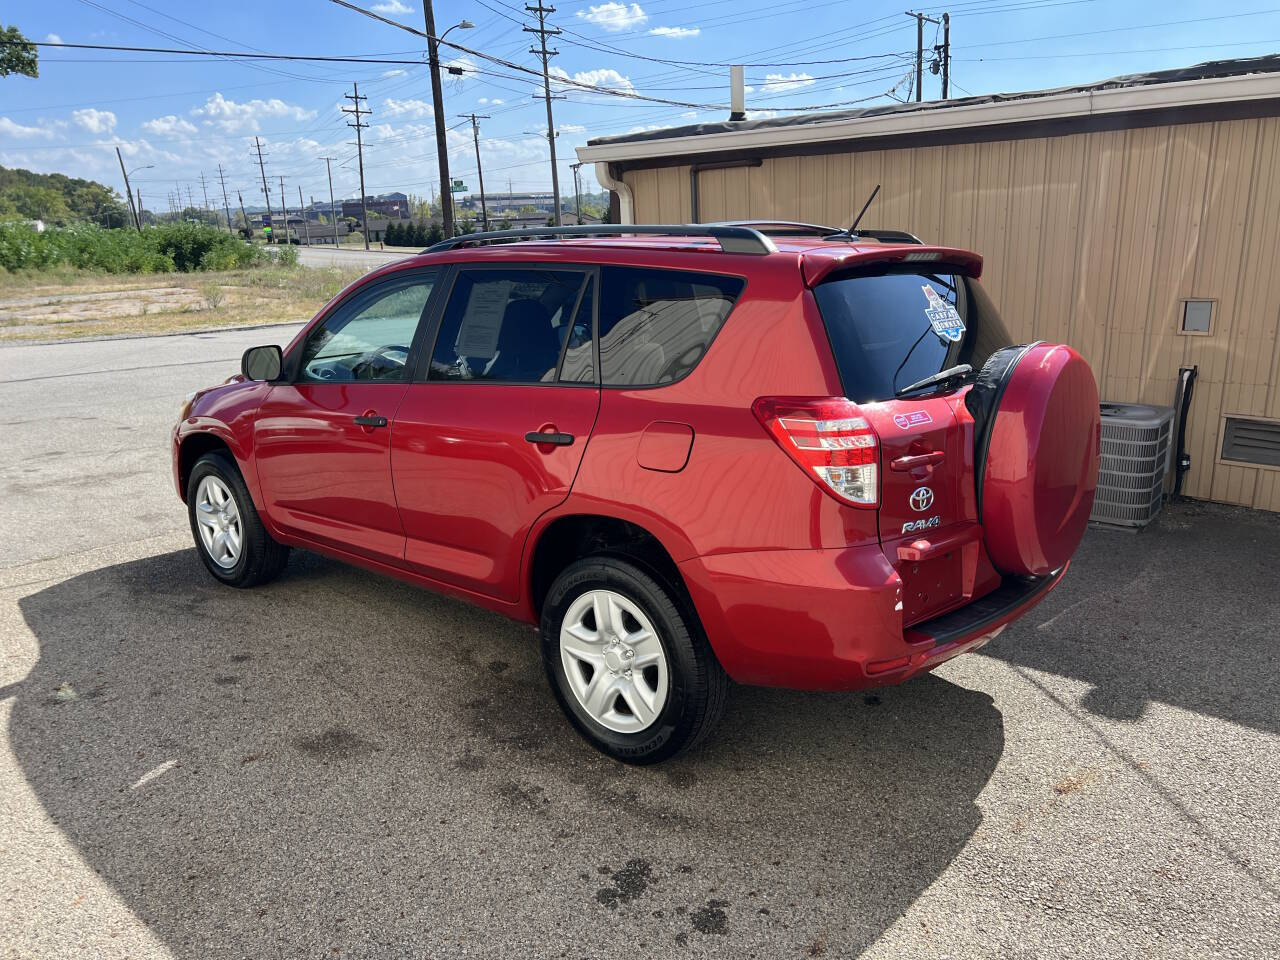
[
  {"x1": 761, "y1": 72, "x2": 815, "y2": 93},
  {"x1": 576, "y1": 3, "x2": 647, "y2": 32},
  {"x1": 72, "y1": 108, "x2": 116, "y2": 134},
  {"x1": 371, "y1": 0, "x2": 413, "y2": 13},
  {"x1": 443, "y1": 54, "x2": 475, "y2": 77},
  {"x1": 680, "y1": 111, "x2": 698, "y2": 119},
  {"x1": 45, "y1": 33, "x2": 62, "y2": 44},
  {"x1": 191, "y1": 93, "x2": 316, "y2": 134},
  {"x1": 749, "y1": 110, "x2": 778, "y2": 119},
  {"x1": 381, "y1": 68, "x2": 407, "y2": 78},
  {"x1": 559, "y1": 123, "x2": 587, "y2": 133},
  {"x1": 552, "y1": 66, "x2": 636, "y2": 96},
  {"x1": 478, "y1": 97, "x2": 506, "y2": 106},
  {"x1": 382, "y1": 97, "x2": 433, "y2": 118},
  {"x1": 649, "y1": 26, "x2": 699, "y2": 38},
  {"x1": 0, "y1": 117, "x2": 56, "y2": 139},
  {"x1": 141, "y1": 114, "x2": 198, "y2": 137}
]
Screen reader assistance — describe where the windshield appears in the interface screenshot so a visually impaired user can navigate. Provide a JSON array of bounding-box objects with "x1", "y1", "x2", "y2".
[{"x1": 812, "y1": 267, "x2": 1013, "y2": 402}]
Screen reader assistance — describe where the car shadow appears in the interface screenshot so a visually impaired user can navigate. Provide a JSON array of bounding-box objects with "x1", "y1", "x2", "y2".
[
  {"x1": 984, "y1": 499, "x2": 1280, "y2": 734},
  {"x1": 14, "y1": 549, "x2": 1004, "y2": 957}
]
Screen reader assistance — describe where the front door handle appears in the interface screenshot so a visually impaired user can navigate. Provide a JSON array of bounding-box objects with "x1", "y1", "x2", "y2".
[
  {"x1": 525, "y1": 431, "x2": 574, "y2": 446},
  {"x1": 353, "y1": 415, "x2": 388, "y2": 428}
]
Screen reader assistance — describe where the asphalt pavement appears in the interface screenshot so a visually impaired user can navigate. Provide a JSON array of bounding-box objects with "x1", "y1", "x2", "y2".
[
  {"x1": 1, "y1": 326, "x2": 1278, "y2": 959},
  {"x1": 296, "y1": 245, "x2": 408, "y2": 270}
]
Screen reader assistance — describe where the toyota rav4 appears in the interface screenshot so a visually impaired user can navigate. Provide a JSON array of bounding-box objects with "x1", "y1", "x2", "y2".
[{"x1": 173, "y1": 223, "x2": 1100, "y2": 764}]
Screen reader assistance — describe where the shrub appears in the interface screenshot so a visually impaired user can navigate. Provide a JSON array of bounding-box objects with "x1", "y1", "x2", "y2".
[
  {"x1": 0, "y1": 222, "x2": 265, "y2": 274},
  {"x1": 385, "y1": 221, "x2": 401, "y2": 246},
  {"x1": 273, "y1": 244, "x2": 299, "y2": 268},
  {"x1": 425, "y1": 222, "x2": 444, "y2": 246},
  {"x1": 201, "y1": 282, "x2": 225, "y2": 310}
]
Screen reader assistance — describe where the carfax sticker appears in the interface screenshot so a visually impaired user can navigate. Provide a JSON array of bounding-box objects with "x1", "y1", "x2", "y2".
[
  {"x1": 892, "y1": 410, "x2": 933, "y2": 429},
  {"x1": 922, "y1": 285, "x2": 965, "y2": 343}
]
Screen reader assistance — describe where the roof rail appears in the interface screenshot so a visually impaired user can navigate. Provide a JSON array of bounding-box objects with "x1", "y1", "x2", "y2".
[
  {"x1": 710, "y1": 219, "x2": 841, "y2": 236},
  {"x1": 423, "y1": 223, "x2": 777, "y2": 256},
  {"x1": 713, "y1": 220, "x2": 926, "y2": 244},
  {"x1": 851, "y1": 228, "x2": 924, "y2": 244}
]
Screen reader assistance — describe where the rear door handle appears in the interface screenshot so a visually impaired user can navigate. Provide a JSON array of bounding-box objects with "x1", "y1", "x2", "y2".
[
  {"x1": 891, "y1": 450, "x2": 945, "y2": 471},
  {"x1": 525, "y1": 431, "x2": 574, "y2": 446},
  {"x1": 353, "y1": 415, "x2": 388, "y2": 428}
]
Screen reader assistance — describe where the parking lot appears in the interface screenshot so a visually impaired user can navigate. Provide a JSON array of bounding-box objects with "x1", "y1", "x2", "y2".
[{"x1": 1, "y1": 327, "x2": 1278, "y2": 959}]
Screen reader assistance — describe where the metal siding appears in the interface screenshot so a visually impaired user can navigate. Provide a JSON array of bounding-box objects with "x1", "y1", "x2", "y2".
[{"x1": 620, "y1": 114, "x2": 1280, "y2": 510}]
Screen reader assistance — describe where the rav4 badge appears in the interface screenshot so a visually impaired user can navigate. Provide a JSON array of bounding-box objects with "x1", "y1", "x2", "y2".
[{"x1": 902, "y1": 516, "x2": 941, "y2": 534}]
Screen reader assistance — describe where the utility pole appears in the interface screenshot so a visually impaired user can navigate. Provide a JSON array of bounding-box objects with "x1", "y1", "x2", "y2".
[
  {"x1": 253, "y1": 136, "x2": 274, "y2": 243},
  {"x1": 136, "y1": 189, "x2": 144, "y2": 228},
  {"x1": 907, "y1": 10, "x2": 945, "y2": 102},
  {"x1": 423, "y1": 0, "x2": 454, "y2": 237},
  {"x1": 298, "y1": 185, "x2": 312, "y2": 245},
  {"x1": 320, "y1": 156, "x2": 339, "y2": 247},
  {"x1": 525, "y1": 3, "x2": 563, "y2": 226},
  {"x1": 199, "y1": 171, "x2": 210, "y2": 217},
  {"x1": 940, "y1": 13, "x2": 950, "y2": 99},
  {"x1": 278, "y1": 175, "x2": 290, "y2": 244},
  {"x1": 216, "y1": 163, "x2": 233, "y2": 234},
  {"x1": 237, "y1": 190, "x2": 250, "y2": 238},
  {"x1": 115, "y1": 146, "x2": 140, "y2": 232},
  {"x1": 185, "y1": 184, "x2": 195, "y2": 215},
  {"x1": 342, "y1": 83, "x2": 372, "y2": 251},
  {"x1": 460, "y1": 113, "x2": 491, "y2": 231},
  {"x1": 570, "y1": 161, "x2": 582, "y2": 223},
  {"x1": 911, "y1": 11, "x2": 923, "y2": 102}
]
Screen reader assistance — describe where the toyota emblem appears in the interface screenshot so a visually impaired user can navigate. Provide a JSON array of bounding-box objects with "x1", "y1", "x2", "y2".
[{"x1": 909, "y1": 487, "x2": 934, "y2": 512}]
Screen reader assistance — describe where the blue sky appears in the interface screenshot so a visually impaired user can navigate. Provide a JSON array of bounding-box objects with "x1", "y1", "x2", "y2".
[{"x1": 2, "y1": 0, "x2": 1278, "y2": 210}]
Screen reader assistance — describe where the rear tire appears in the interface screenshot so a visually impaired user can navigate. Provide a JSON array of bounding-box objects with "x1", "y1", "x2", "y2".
[
  {"x1": 187, "y1": 451, "x2": 289, "y2": 588},
  {"x1": 541, "y1": 556, "x2": 727, "y2": 764}
]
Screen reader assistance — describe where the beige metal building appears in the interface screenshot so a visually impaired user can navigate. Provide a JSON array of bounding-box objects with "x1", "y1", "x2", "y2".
[{"x1": 577, "y1": 59, "x2": 1280, "y2": 512}]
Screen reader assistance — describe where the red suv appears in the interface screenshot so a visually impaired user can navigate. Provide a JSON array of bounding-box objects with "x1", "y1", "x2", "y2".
[{"x1": 173, "y1": 223, "x2": 1099, "y2": 763}]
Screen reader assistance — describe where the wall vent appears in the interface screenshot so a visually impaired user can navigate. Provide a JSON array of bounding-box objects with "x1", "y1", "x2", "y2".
[
  {"x1": 1221, "y1": 416, "x2": 1280, "y2": 468},
  {"x1": 1089, "y1": 402, "x2": 1174, "y2": 528}
]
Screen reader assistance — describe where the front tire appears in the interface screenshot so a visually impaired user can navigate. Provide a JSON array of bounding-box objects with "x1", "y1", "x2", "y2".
[
  {"x1": 540, "y1": 556, "x2": 728, "y2": 764},
  {"x1": 186, "y1": 451, "x2": 289, "y2": 588}
]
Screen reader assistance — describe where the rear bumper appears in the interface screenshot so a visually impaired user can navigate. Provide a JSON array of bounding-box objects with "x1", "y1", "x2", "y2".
[{"x1": 678, "y1": 544, "x2": 1067, "y2": 691}]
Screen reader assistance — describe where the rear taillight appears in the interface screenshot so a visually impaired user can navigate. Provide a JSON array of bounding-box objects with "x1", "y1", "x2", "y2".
[{"x1": 752, "y1": 396, "x2": 880, "y2": 508}]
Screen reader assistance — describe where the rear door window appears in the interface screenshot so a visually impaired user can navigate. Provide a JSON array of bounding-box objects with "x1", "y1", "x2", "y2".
[
  {"x1": 428, "y1": 268, "x2": 588, "y2": 383},
  {"x1": 597, "y1": 266, "x2": 744, "y2": 387},
  {"x1": 812, "y1": 269, "x2": 1012, "y2": 402}
]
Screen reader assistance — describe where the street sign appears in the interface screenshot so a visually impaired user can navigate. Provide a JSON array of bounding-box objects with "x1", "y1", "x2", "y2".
[{"x1": 450, "y1": 179, "x2": 467, "y2": 193}]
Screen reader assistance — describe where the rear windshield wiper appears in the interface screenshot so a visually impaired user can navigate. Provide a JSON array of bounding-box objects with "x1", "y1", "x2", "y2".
[{"x1": 895, "y1": 363, "x2": 974, "y2": 398}]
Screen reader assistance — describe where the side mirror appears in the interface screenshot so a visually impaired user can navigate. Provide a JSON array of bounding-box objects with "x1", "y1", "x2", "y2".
[{"x1": 241, "y1": 344, "x2": 283, "y2": 381}]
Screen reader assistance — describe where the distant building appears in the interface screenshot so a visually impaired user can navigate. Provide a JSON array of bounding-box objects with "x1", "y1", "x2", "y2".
[
  {"x1": 480, "y1": 192, "x2": 558, "y2": 215},
  {"x1": 341, "y1": 192, "x2": 410, "y2": 221}
]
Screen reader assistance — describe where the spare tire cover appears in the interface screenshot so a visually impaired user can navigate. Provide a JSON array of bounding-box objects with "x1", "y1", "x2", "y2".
[{"x1": 972, "y1": 343, "x2": 1100, "y2": 577}]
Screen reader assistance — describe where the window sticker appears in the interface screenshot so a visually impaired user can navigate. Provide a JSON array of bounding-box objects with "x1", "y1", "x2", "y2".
[
  {"x1": 922, "y1": 284, "x2": 965, "y2": 343},
  {"x1": 455, "y1": 279, "x2": 512, "y2": 357}
]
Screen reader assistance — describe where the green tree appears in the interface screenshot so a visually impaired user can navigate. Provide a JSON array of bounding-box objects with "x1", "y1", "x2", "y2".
[
  {"x1": 425, "y1": 222, "x2": 443, "y2": 246},
  {"x1": 1, "y1": 25, "x2": 38, "y2": 78},
  {"x1": 385, "y1": 221, "x2": 401, "y2": 245}
]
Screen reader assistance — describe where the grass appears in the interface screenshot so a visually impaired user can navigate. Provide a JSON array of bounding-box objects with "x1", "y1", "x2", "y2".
[{"x1": 0, "y1": 264, "x2": 364, "y2": 342}]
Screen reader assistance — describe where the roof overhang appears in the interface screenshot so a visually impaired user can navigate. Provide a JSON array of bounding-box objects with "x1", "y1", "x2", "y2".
[{"x1": 577, "y1": 71, "x2": 1280, "y2": 167}]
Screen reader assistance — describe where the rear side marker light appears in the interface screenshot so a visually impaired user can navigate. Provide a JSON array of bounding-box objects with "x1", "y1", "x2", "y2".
[{"x1": 752, "y1": 396, "x2": 880, "y2": 508}]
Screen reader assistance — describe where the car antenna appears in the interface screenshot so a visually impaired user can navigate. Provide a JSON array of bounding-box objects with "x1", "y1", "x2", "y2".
[
  {"x1": 826, "y1": 183, "x2": 880, "y2": 241},
  {"x1": 848, "y1": 183, "x2": 880, "y2": 235}
]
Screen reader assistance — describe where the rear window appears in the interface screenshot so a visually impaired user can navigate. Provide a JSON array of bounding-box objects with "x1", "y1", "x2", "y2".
[
  {"x1": 813, "y1": 269, "x2": 1012, "y2": 402},
  {"x1": 598, "y1": 266, "x2": 744, "y2": 387}
]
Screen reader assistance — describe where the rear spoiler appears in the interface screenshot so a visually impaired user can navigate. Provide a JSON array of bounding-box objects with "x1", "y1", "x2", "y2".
[{"x1": 800, "y1": 246, "x2": 984, "y2": 287}]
